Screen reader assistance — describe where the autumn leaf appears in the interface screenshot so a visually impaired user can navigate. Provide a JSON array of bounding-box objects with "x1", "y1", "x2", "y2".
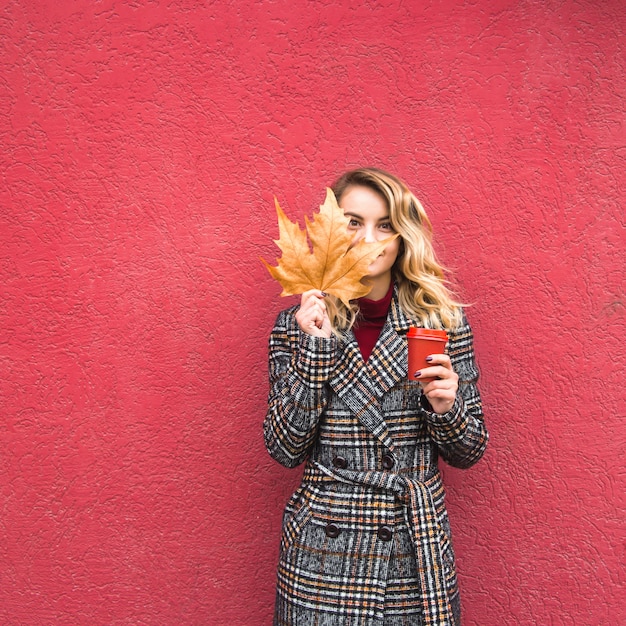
[{"x1": 261, "y1": 188, "x2": 397, "y2": 307}]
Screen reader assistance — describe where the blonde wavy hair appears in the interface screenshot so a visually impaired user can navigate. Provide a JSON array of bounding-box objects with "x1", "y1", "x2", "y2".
[{"x1": 326, "y1": 167, "x2": 464, "y2": 334}]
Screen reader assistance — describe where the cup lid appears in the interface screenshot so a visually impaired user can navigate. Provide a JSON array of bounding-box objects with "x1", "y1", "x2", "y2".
[{"x1": 407, "y1": 327, "x2": 448, "y2": 340}]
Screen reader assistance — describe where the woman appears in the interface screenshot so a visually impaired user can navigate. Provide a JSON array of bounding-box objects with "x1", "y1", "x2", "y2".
[{"x1": 264, "y1": 167, "x2": 488, "y2": 626}]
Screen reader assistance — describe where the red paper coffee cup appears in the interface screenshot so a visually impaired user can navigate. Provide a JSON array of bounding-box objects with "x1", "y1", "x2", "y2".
[{"x1": 407, "y1": 327, "x2": 448, "y2": 382}]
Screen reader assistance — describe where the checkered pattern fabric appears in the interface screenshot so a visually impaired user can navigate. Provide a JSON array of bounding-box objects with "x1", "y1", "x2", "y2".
[{"x1": 264, "y1": 289, "x2": 488, "y2": 626}]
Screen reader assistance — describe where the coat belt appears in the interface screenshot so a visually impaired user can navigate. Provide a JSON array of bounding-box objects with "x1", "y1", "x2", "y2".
[{"x1": 303, "y1": 460, "x2": 454, "y2": 626}]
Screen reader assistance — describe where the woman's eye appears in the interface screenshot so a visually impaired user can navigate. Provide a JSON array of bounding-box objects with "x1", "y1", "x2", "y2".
[
  {"x1": 380, "y1": 222, "x2": 393, "y2": 231},
  {"x1": 348, "y1": 219, "x2": 360, "y2": 228}
]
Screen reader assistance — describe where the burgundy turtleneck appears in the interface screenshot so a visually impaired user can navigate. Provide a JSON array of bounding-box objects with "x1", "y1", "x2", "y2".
[{"x1": 353, "y1": 281, "x2": 394, "y2": 362}]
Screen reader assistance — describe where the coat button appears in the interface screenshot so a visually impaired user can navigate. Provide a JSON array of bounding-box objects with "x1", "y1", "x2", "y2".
[
  {"x1": 382, "y1": 454, "x2": 395, "y2": 470},
  {"x1": 332, "y1": 456, "x2": 348, "y2": 469},
  {"x1": 325, "y1": 523, "x2": 340, "y2": 538},
  {"x1": 378, "y1": 525, "x2": 393, "y2": 542}
]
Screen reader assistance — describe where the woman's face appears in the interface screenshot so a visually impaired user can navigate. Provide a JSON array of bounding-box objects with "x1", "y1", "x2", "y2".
[{"x1": 340, "y1": 185, "x2": 401, "y2": 284}]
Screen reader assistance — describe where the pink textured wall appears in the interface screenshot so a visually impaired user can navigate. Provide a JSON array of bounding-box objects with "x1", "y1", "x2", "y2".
[{"x1": 1, "y1": 1, "x2": 624, "y2": 624}]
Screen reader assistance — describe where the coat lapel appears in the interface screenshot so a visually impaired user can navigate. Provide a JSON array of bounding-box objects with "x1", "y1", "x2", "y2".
[
  {"x1": 366, "y1": 295, "x2": 414, "y2": 394},
  {"x1": 328, "y1": 289, "x2": 416, "y2": 451}
]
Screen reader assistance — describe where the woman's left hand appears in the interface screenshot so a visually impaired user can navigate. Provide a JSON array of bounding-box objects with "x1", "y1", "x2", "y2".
[{"x1": 414, "y1": 354, "x2": 458, "y2": 415}]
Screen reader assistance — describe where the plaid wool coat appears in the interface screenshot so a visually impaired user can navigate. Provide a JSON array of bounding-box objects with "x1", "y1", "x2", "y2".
[{"x1": 264, "y1": 290, "x2": 488, "y2": 626}]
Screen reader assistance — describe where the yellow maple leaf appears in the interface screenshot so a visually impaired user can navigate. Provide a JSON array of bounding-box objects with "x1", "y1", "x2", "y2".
[{"x1": 262, "y1": 188, "x2": 397, "y2": 307}]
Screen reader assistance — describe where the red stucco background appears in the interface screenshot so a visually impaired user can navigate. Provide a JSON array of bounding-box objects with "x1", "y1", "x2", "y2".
[{"x1": 1, "y1": 1, "x2": 624, "y2": 624}]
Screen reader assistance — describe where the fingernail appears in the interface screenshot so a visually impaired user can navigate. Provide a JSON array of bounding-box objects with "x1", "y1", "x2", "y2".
[
  {"x1": 321, "y1": 292, "x2": 328, "y2": 297},
  {"x1": 414, "y1": 371, "x2": 421, "y2": 377},
  {"x1": 425, "y1": 356, "x2": 433, "y2": 362}
]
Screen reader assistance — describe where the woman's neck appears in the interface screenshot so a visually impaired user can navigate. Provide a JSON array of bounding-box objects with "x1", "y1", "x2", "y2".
[{"x1": 363, "y1": 273, "x2": 392, "y2": 301}]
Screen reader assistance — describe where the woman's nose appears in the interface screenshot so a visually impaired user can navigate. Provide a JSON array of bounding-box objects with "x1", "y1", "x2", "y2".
[{"x1": 363, "y1": 226, "x2": 377, "y2": 243}]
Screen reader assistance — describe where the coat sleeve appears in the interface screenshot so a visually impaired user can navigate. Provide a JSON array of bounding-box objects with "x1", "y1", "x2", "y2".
[
  {"x1": 263, "y1": 308, "x2": 338, "y2": 468},
  {"x1": 422, "y1": 312, "x2": 489, "y2": 469}
]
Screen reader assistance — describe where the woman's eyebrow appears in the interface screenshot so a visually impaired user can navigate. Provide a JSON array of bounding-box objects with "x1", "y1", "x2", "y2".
[{"x1": 343, "y1": 211, "x2": 390, "y2": 221}]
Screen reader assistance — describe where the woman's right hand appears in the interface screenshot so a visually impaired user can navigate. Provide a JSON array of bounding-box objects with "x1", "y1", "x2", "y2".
[{"x1": 295, "y1": 290, "x2": 332, "y2": 338}]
